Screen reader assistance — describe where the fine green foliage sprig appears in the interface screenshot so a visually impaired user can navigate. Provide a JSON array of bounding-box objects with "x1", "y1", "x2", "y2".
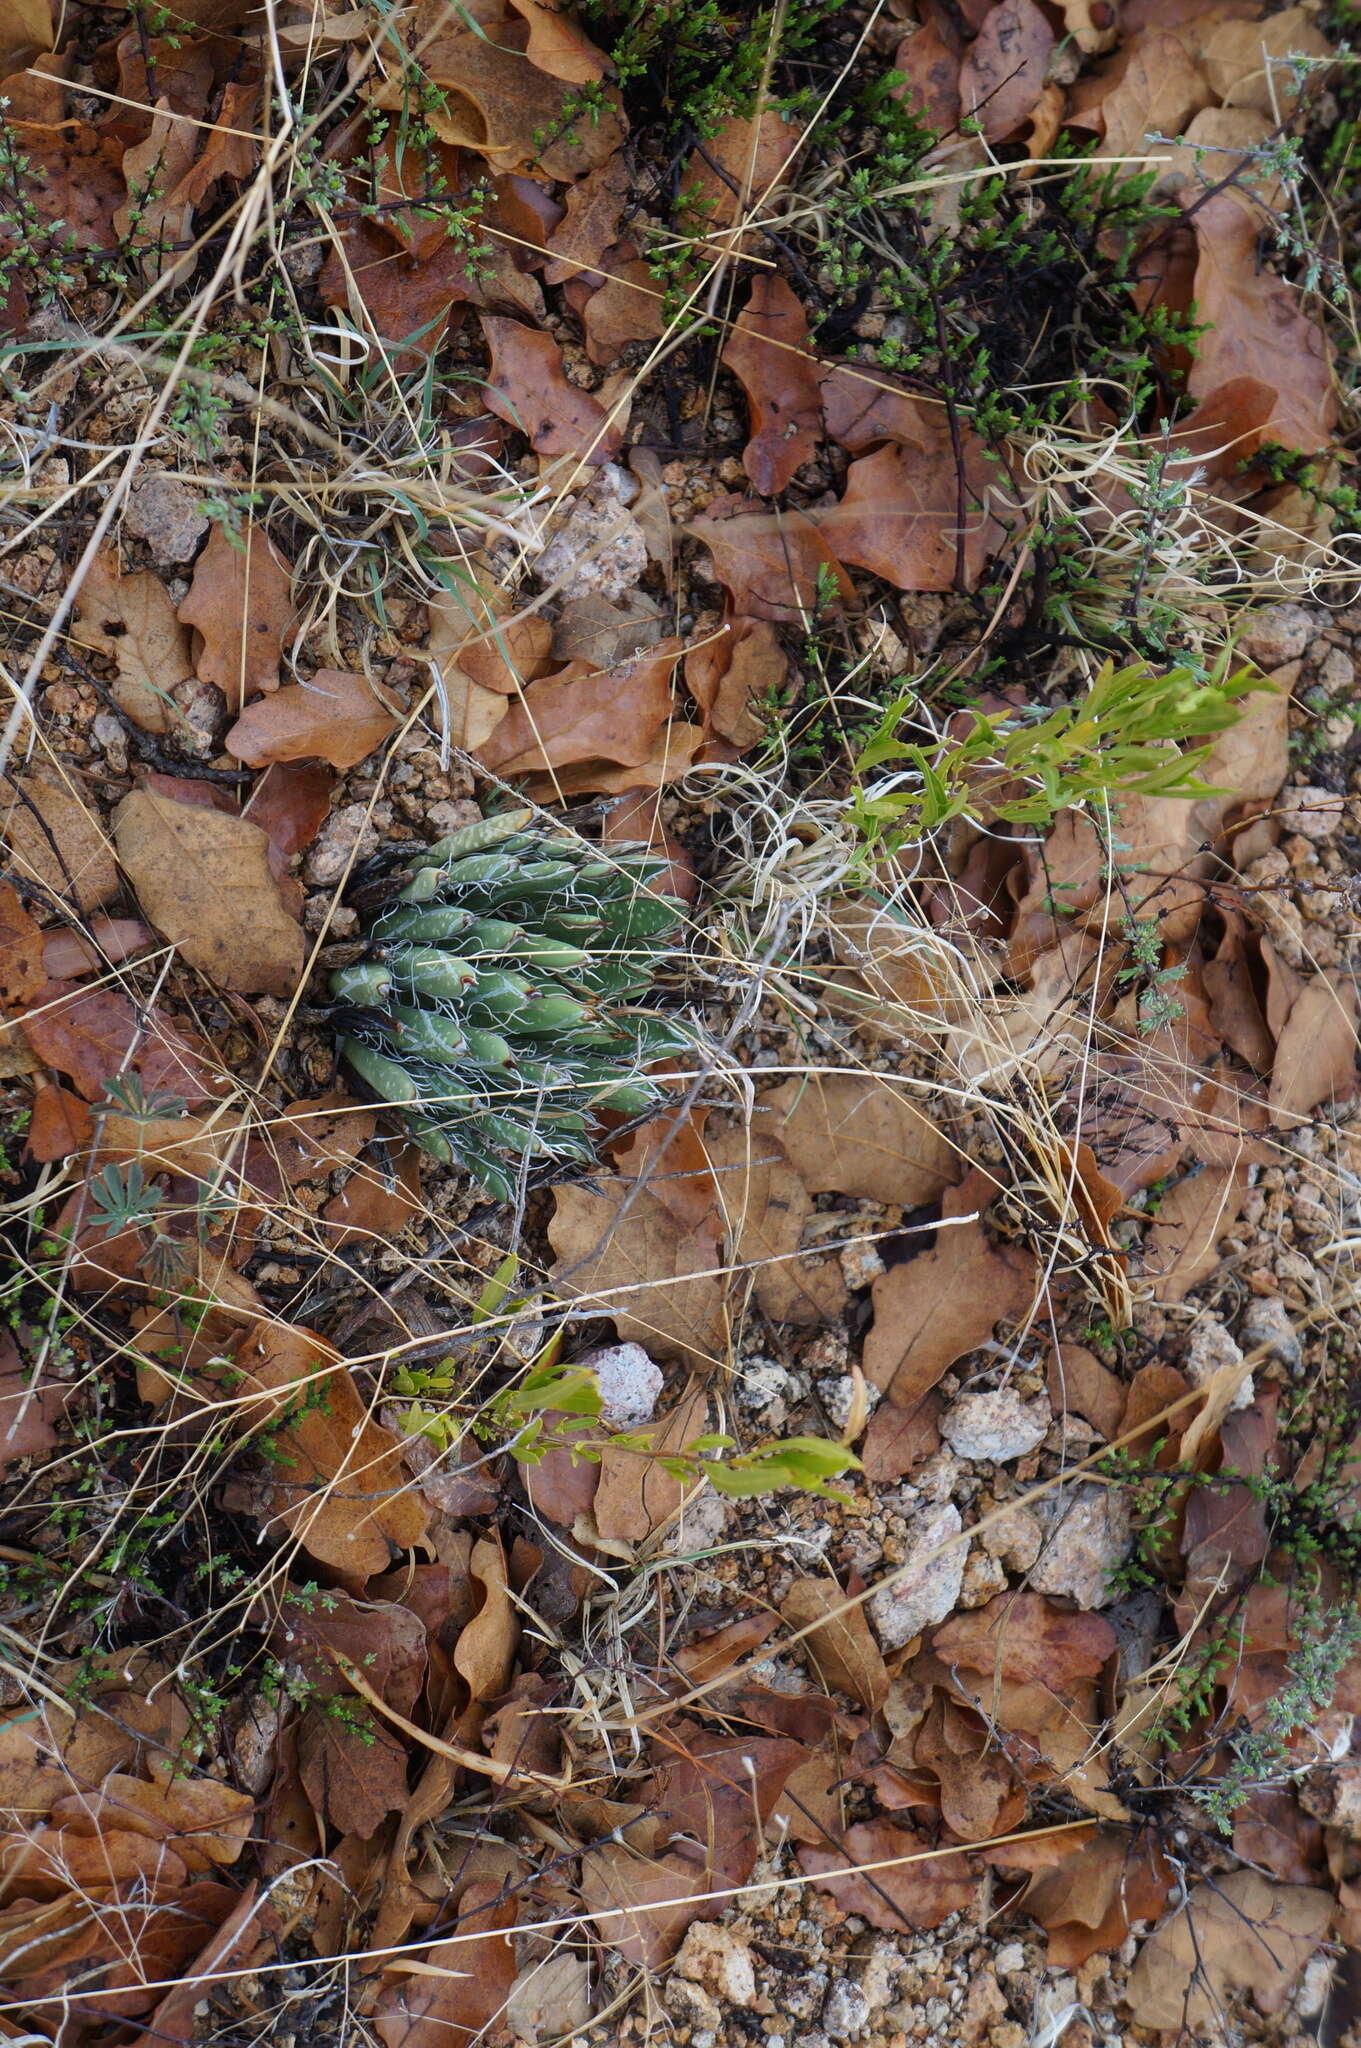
[{"x1": 330, "y1": 808, "x2": 697, "y2": 1202}]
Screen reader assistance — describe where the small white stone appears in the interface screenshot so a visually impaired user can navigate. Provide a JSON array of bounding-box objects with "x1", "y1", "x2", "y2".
[
  {"x1": 867, "y1": 1501, "x2": 966, "y2": 1650},
  {"x1": 1239, "y1": 1295, "x2": 1302, "y2": 1369},
  {"x1": 994, "y1": 1944, "x2": 1027, "y2": 1976},
  {"x1": 577, "y1": 1342, "x2": 663, "y2": 1427},
  {"x1": 822, "y1": 1980, "x2": 870, "y2": 2041},
  {"x1": 303, "y1": 802, "x2": 380, "y2": 886},
  {"x1": 533, "y1": 471, "x2": 648, "y2": 602},
  {"x1": 674, "y1": 1924, "x2": 757, "y2": 2009},
  {"x1": 1278, "y1": 786, "x2": 1343, "y2": 842},
  {"x1": 1238, "y1": 603, "x2": 1316, "y2": 669},
  {"x1": 1029, "y1": 1485, "x2": 1132, "y2": 1609},
  {"x1": 818, "y1": 1373, "x2": 881, "y2": 1433},
  {"x1": 940, "y1": 1388, "x2": 1051, "y2": 1463},
  {"x1": 1185, "y1": 1318, "x2": 1252, "y2": 1410}
]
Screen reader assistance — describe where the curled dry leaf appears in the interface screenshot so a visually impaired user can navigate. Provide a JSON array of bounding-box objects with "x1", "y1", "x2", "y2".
[
  {"x1": 1142, "y1": 1159, "x2": 1252, "y2": 1303},
  {"x1": 685, "y1": 616, "x2": 786, "y2": 751},
  {"x1": 427, "y1": 576, "x2": 554, "y2": 694},
  {"x1": 679, "y1": 109, "x2": 803, "y2": 251},
  {"x1": 550, "y1": 1174, "x2": 726, "y2": 1368},
  {"x1": 411, "y1": 32, "x2": 623, "y2": 178},
  {"x1": 1268, "y1": 971, "x2": 1358, "y2": 1126},
  {"x1": 113, "y1": 788, "x2": 306, "y2": 999},
  {"x1": 1, "y1": 769, "x2": 118, "y2": 915},
  {"x1": 864, "y1": 1173, "x2": 1037, "y2": 1406},
  {"x1": 704, "y1": 1121, "x2": 848, "y2": 1327},
  {"x1": 688, "y1": 496, "x2": 854, "y2": 622},
  {"x1": 722, "y1": 273, "x2": 823, "y2": 497},
  {"x1": 754, "y1": 1073, "x2": 958, "y2": 1207},
  {"x1": 226, "y1": 669, "x2": 401, "y2": 772},
  {"x1": 475, "y1": 641, "x2": 683, "y2": 779},
  {"x1": 800, "y1": 1819, "x2": 978, "y2": 1930},
  {"x1": 1017, "y1": 1829, "x2": 1172, "y2": 1968},
  {"x1": 25, "y1": 1081, "x2": 92, "y2": 1162},
  {"x1": 591, "y1": 1386, "x2": 708, "y2": 1546},
  {"x1": 480, "y1": 314, "x2": 621, "y2": 460},
  {"x1": 1126, "y1": 1869, "x2": 1331, "y2": 2032},
  {"x1": 780, "y1": 1576, "x2": 889, "y2": 1711},
  {"x1": 957, "y1": 0, "x2": 1053, "y2": 142},
  {"x1": 177, "y1": 522, "x2": 294, "y2": 709}
]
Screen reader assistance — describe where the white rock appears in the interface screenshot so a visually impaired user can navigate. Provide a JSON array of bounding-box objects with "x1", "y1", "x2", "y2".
[
  {"x1": 674, "y1": 1923, "x2": 757, "y2": 2008},
  {"x1": 1185, "y1": 1318, "x2": 1252, "y2": 1410},
  {"x1": 1029, "y1": 1485, "x2": 1131, "y2": 1609},
  {"x1": 1278, "y1": 785, "x2": 1343, "y2": 842},
  {"x1": 735, "y1": 1358, "x2": 799, "y2": 1424},
  {"x1": 867, "y1": 1501, "x2": 966, "y2": 1649},
  {"x1": 1239, "y1": 1294, "x2": 1302, "y2": 1369},
  {"x1": 506, "y1": 1954, "x2": 591, "y2": 2043},
  {"x1": 1238, "y1": 603, "x2": 1316, "y2": 668},
  {"x1": 533, "y1": 469, "x2": 648, "y2": 602},
  {"x1": 124, "y1": 472, "x2": 209, "y2": 565},
  {"x1": 818, "y1": 1373, "x2": 881, "y2": 1433},
  {"x1": 577, "y1": 1342, "x2": 663, "y2": 1426},
  {"x1": 979, "y1": 1503, "x2": 1043, "y2": 1572},
  {"x1": 940, "y1": 1388, "x2": 1051, "y2": 1463},
  {"x1": 303, "y1": 802, "x2": 380, "y2": 886},
  {"x1": 822, "y1": 1979, "x2": 870, "y2": 2041}
]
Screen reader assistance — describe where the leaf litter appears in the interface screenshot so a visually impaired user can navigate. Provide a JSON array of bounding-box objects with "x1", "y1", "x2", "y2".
[{"x1": 0, "y1": 0, "x2": 1357, "y2": 2040}]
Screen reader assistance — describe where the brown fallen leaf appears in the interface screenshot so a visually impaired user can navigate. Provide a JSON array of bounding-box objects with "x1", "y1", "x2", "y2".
[
  {"x1": 506, "y1": 0, "x2": 610, "y2": 83},
  {"x1": 231, "y1": 1323, "x2": 430, "y2": 1578},
  {"x1": 678, "y1": 109, "x2": 803, "y2": 252},
  {"x1": 1046, "y1": 1343, "x2": 1124, "y2": 1441},
  {"x1": 958, "y1": 0, "x2": 1053, "y2": 142},
  {"x1": 427, "y1": 576, "x2": 554, "y2": 694},
  {"x1": 549, "y1": 1175, "x2": 726, "y2": 1367},
  {"x1": 685, "y1": 615, "x2": 786, "y2": 751},
  {"x1": 704, "y1": 1120, "x2": 847, "y2": 1327},
  {"x1": 412, "y1": 31, "x2": 624, "y2": 178},
  {"x1": 0, "y1": 1330, "x2": 71, "y2": 1477},
  {"x1": 800, "y1": 1819, "x2": 978, "y2": 1930},
  {"x1": 592, "y1": 1387, "x2": 708, "y2": 1546},
  {"x1": 861, "y1": 1392, "x2": 943, "y2": 1483},
  {"x1": 321, "y1": 1139, "x2": 422, "y2": 1249},
  {"x1": 1200, "y1": 6, "x2": 1332, "y2": 113},
  {"x1": 892, "y1": 20, "x2": 962, "y2": 137},
  {"x1": 581, "y1": 1838, "x2": 715, "y2": 1969},
  {"x1": 543, "y1": 155, "x2": 631, "y2": 286},
  {"x1": 225, "y1": 669, "x2": 401, "y2": 772},
  {"x1": 814, "y1": 435, "x2": 1008, "y2": 594},
  {"x1": 1269, "y1": 971, "x2": 1358, "y2": 1126},
  {"x1": 375, "y1": 1878, "x2": 518, "y2": 2048},
  {"x1": 243, "y1": 760, "x2": 336, "y2": 910},
  {"x1": 1, "y1": 768, "x2": 118, "y2": 916},
  {"x1": 1093, "y1": 33, "x2": 1210, "y2": 160},
  {"x1": 40, "y1": 915, "x2": 154, "y2": 981},
  {"x1": 481, "y1": 314, "x2": 622, "y2": 460},
  {"x1": 723, "y1": 274, "x2": 823, "y2": 497},
  {"x1": 1019, "y1": 1828, "x2": 1172, "y2": 1968},
  {"x1": 177, "y1": 522, "x2": 295, "y2": 710},
  {"x1": 754, "y1": 1073, "x2": 958, "y2": 1207},
  {"x1": 1126, "y1": 1869, "x2": 1331, "y2": 2032},
  {"x1": 863, "y1": 1173, "x2": 1036, "y2": 1405},
  {"x1": 1185, "y1": 189, "x2": 1336, "y2": 459},
  {"x1": 1142, "y1": 1160, "x2": 1252, "y2": 1303},
  {"x1": 0, "y1": 883, "x2": 43, "y2": 1004},
  {"x1": 17, "y1": 980, "x2": 227, "y2": 1105},
  {"x1": 780, "y1": 1576, "x2": 889, "y2": 1711},
  {"x1": 931, "y1": 1593, "x2": 1117, "y2": 1692},
  {"x1": 25, "y1": 1081, "x2": 92, "y2": 1162},
  {"x1": 575, "y1": 247, "x2": 666, "y2": 364},
  {"x1": 113, "y1": 788, "x2": 306, "y2": 999},
  {"x1": 454, "y1": 1533, "x2": 519, "y2": 1703},
  {"x1": 70, "y1": 548, "x2": 193, "y2": 734},
  {"x1": 688, "y1": 496, "x2": 854, "y2": 622},
  {"x1": 475, "y1": 642, "x2": 682, "y2": 778},
  {"x1": 50, "y1": 1757, "x2": 255, "y2": 1873},
  {"x1": 265, "y1": 1090, "x2": 377, "y2": 1186}
]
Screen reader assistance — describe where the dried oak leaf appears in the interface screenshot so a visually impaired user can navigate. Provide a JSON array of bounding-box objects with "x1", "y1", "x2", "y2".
[
  {"x1": 177, "y1": 522, "x2": 294, "y2": 709},
  {"x1": 576, "y1": 246, "x2": 666, "y2": 366},
  {"x1": 375, "y1": 1878, "x2": 517, "y2": 2048},
  {"x1": 1092, "y1": 33, "x2": 1210, "y2": 161},
  {"x1": 592, "y1": 1386, "x2": 709, "y2": 1546},
  {"x1": 231, "y1": 1322, "x2": 430, "y2": 1578},
  {"x1": 688, "y1": 495, "x2": 854, "y2": 622},
  {"x1": 113, "y1": 787, "x2": 305, "y2": 998},
  {"x1": 17, "y1": 979, "x2": 227, "y2": 1105},
  {"x1": 480, "y1": 314, "x2": 622, "y2": 460},
  {"x1": 722, "y1": 273, "x2": 823, "y2": 497},
  {"x1": 861, "y1": 1392, "x2": 942, "y2": 1484},
  {"x1": 958, "y1": 0, "x2": 1053, "y2": 143},
  {"x1": 1141, "y1": 1160, "x2": 1252, "y2": 1303},
  {"x1": 226, "y1": 668, "x2": 401, "y2": 773},
  {"x1": 1126, "y1": 1869, "x2": 1331, "y2": 2032},
  {"x1": 1018, "y1": 1828, "x2": 1172, "y2": 1968},
  {"x1": 50, "y1": 1757, "x2": 254, "y2": 1873},
  {"x1": 685, "y1": 615, "x2": 786, "y2": 751},
  {"x1": 800, "y1": 1819, "x2": 978, "y2": 1930},
  {"x1": 427, "y1": 576, "x2": 554, "y2": 694},
  {"x1": 754, "y1": 1073, "x2": 958, "y2": 1207},
  {"x1": 70, "y1": 548, "x2": 193, "y2": 733},
  {"x1": 931, "y1": 1592, "x2": 1116, "y2": 1693},
  {"x1": 678, "y1": 110, "x2": 803, "y2": 251},
  {"x1": 1185, "y1": 189, "x2": 1336, "y2": 459},
  {"x1": 814, "y1": 435, "x2": 1008, "y2": 594},
  {"x1": 892, "y1": 21, "x2": 962, "y2": 136},
  {"x1": 0, "y1": 883, "x2": 43, "y2": 1004},
  {"x1": 412, "y1": 32, "x2": 623, "y2": 178},
  {"x1": 321, "y1": 1138, "x2": 422, "y2": 1249},
  {"x1": 1200, "y1": 6, "x2": 1332, "y2": 113},
  {"x1": 0, "y1": 1329, "x2": 71, "y2": 1476},
  {"x1": 26, "y1": 1081, "x2": 92, "y2": 1162},
  {"x1": 1268, "y1": 970, "x2": 1358, "y2": 1126},
  {"x1": 454, "y1": 1533, "x2": 519, "y2": 1703},
  {"x1": 475, "y1": 641, "x2": 683, "y2": 778},
  {"x1": 1, "y1": 769, "x2": 118, "y2": 915},
  {"x1": 506, "y1": 0, "x2": 610, "y2": 82},
  {"x1": 548, "y1": 1175, "x2": 725, "y2": 1368},
  {"x1": 863, "y1": 1172, "x2": 1037, "y2": 1405},
  {"x1": 780, "y1": 1575, "x2": 889, "y2": 1711},
  {"x1": 705, "y1": 1120, "x2": 848, "y2": 1327}
]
